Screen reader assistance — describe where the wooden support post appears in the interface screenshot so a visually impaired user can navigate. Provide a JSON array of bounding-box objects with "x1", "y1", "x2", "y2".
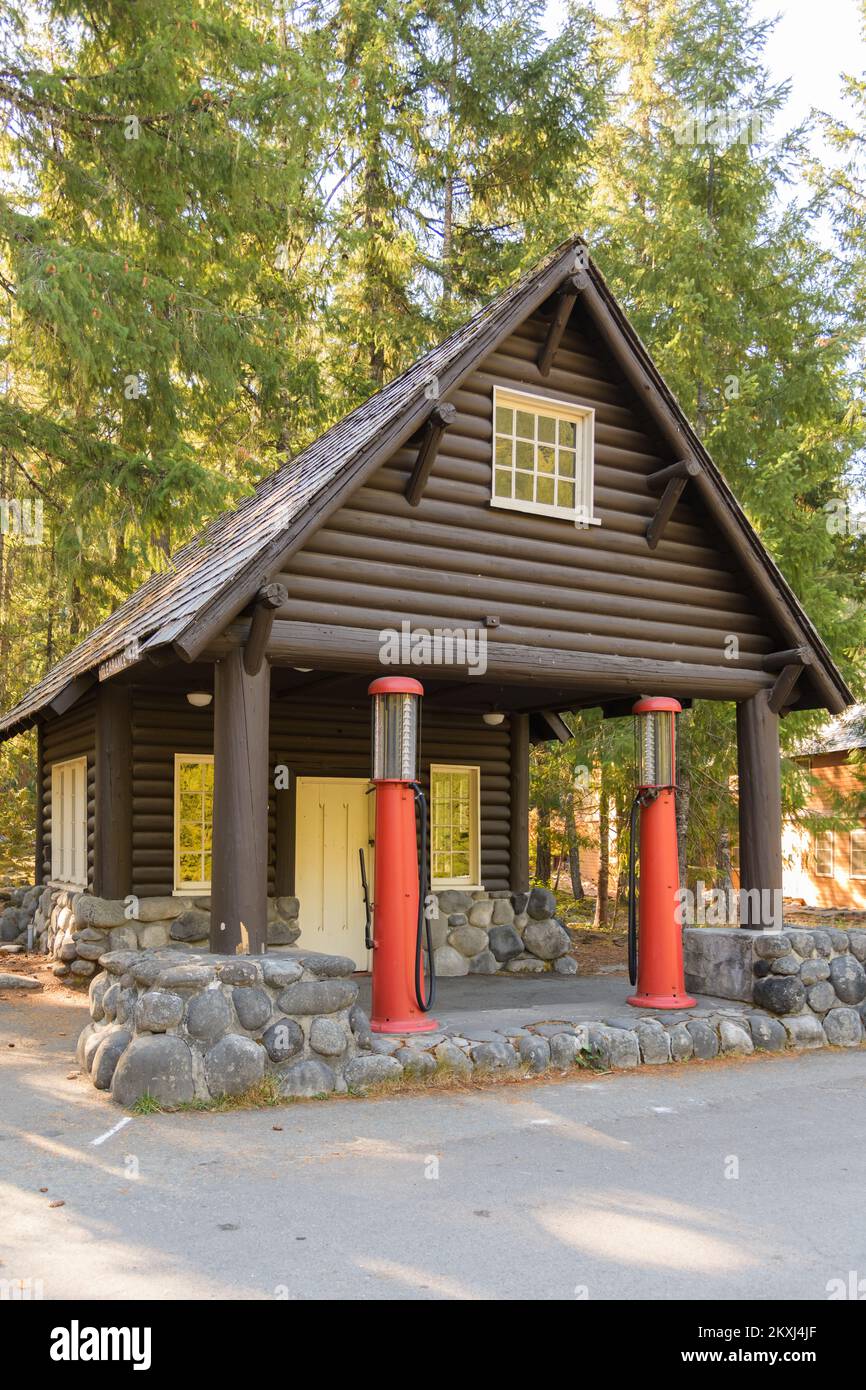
[
  {"x1": 274, "y1": 774, "x2": 296, "y2": 899},
  {"x1": 94, "y1": 684, "x2": 132, "y2": 899},
  {"x1": 244, "y1": 583, "x2": 287, "y2": 677},
  {"x1": 35, "y1": 720, "x2": 45, "y2": 886},
  {"x1": 736, "y1": 690, "x2": 783, "y2": 929},
  {"x1": 510, "y1": 713, "x2": 530, "y2": 893},
  {"x1": 211, "y1": 648, "x2": 271, "y2": 954},
  {"x1": 405, "y1": 403, "x2": 457, "y2": 506},
  {"x1": 538, "y1": 273, "x2": 588, "y2": 376}
]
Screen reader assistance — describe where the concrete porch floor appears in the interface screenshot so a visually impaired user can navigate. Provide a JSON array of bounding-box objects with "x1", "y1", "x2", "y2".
[{"x1": 353, "y1": 968, "x2": 739, "y2": 1039}]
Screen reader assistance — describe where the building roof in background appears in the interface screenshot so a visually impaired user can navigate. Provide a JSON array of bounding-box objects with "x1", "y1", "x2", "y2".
[{"x1": 797, "y1": 705, "x2": 866, "y2": 757}]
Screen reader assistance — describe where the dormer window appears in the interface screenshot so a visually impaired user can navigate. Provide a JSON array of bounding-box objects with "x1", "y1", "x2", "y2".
[{"x1": 491, "y1": 386, "x2": 598, "y2": 526}]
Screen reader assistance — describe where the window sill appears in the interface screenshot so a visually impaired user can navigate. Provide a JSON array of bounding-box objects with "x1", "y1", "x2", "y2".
[
  {"x1": 47, "y1": 880, "x2": 87, "y2": 892},
  {"x1": 490, "y1": 496, "x2": 602, "y2": 526},
  {"x1": 432, "y1": 884, "x2": 485, "y2": 894},
  {"x1": 173, "y1": 888, "x2": 211, "y2": 898}
]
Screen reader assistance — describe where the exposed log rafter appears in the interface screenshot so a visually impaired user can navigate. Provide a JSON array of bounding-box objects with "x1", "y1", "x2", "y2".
[
  {"x1": 244, "y1": 582, "x2": 287, "y2": 677},
  {"x1": 537, "y1": 273, "x2": 588, "y2": 376},
  {"x1": 645, "y1": 459, "x2": 702, "y2": 551},
  {"x1": 404, "y1": 402, "x2": 457, "y2": 507}
]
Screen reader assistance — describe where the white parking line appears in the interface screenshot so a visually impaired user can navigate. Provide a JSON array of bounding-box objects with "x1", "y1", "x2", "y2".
[{"x1": 91, "y1": 1116, "x2": 133, "y2": 1147}]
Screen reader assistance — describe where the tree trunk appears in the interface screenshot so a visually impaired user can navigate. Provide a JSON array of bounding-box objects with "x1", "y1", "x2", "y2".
[
  {"x1": 594, "y1": 788, "x2": 610, "y2": 928},
  {"x1": 534, "y1": 806, "x2": 551, "y2": 885},
  {"x1": 676, "y1": 770, "x2": 691, "y2": 891},
  {"x1": 564, "y1": 793, "x2": 584, "y2": 898}
]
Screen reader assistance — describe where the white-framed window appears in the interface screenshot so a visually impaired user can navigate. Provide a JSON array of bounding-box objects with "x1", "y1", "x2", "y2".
[
  {"x1": 174, "y1": 754, "x2": 214, "y2": 894},
  {"x1": 851, "y1": 829, "x2": 866, "y2": 879},
  {"x1": 813, "y1": 830, "x2": 835, "y2": 878},
  {"x1": 491, "y1": 386, "x2": 598, "y2": 526},
  {"x1": 50, "y1": 756, "x2": 88, "y2": 887},
  {"x1": 430, "y1": 764, "x2": 481, "y2": 889}
]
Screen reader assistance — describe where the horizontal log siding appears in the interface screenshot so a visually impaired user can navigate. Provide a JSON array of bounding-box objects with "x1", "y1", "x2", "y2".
[
  {"x1": 41, "y1": 695, "x2": 97, "y2": 888},
  {"x1": 129, "y1": 690, "x2": 512, "y2": 897},
  {"x1": 275, "y1": 309, "x2": 778, "y2": 679}
]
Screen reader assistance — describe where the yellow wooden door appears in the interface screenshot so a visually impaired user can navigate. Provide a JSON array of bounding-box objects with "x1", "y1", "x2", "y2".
[{"x1": 295, "y1": 778, "x2": 374, "y2": 967}]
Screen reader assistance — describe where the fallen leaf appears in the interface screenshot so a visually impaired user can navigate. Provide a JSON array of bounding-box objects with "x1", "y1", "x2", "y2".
[{"x1": 48, "y1": 1200, "x2": 65, "y2": 1209}]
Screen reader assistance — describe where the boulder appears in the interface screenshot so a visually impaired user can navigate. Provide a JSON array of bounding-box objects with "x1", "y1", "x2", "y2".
[
  {"x1": 718, "y1": 1018, "x2": 754, "y2": 1056},
  {"x1": 133, "y1": 896, "x2": 186, "y2": 922},
  {"x1": 276, "y1": 979, "x2": 358, "y2": 1015},
  {"x1": 488, "y1": 925, "x2": 523, "y2": 962},
  {"x1": 467, "y1": 949, "x2": 498, "y2": 975},
  {"x1": 232, "y1": 987, "x2": 272, "y2": 1031},
  {"x1": 138, "y1": 923, "x2": 170, "y2": 950},
  {"x1": 823, "y1": 1007, "x2": 863, "y2": 1048},
  {"x1": 586, "y1": 1024, "x2": 639, "y2": 1069},
  {"x1": 349, "y1": 1004, "x2": 373, "y2": 1050},
  {"x1": 262, "y1": 1017, "x2": 304, "y2": 1063},
  {"x1": 185, "y1": 989, "x2": 233, "y2": 1044},
  {"x1": 135, "y1": 990, "x2": 184, "y2": 1033},
  {"x1": 108, "y1": 925, "x2": 139, "y2": 952},
  {"x1": 267, "y1": 918, "x2": 301, "y2": 946},
  {"x1": 753, "y1": 974, "x2": 806, "y2": 1016},
  {"x1": 668, "y1": 1022, "x2": 694, "y2": 1061},
  {"x1": 436, "y1": 889, "x2": 474, "y2": 916},
  {"x1": 470, "y1": 1040, "x2": 519, "y2": 1072},
  {"x1": 526, "y1": 885, "x2": 557, "y2": 920},
  {"x1": 309, "y1": 1017, "x2": 350, "y2": 1057},
  {"x1": 523, "y1": 918, "x2": 571, "y2": 960},
  {"x1": 554, "y1": 955, "x2": 578, "y2": 975},
  {"x1": 216, "y1": 960, "x2": 262, "y2": 987},
  {"x1": 291, "y1": 951, "x2": 355, "y2": 979},
  {"x1": 685, "y1": 1018, "x2": 719, "y2": 1060},
  {"x1": 204, "y1": 1034, "x2": 265, "y2": 1097},
  {"x1": 829, "y1": 955, "x2": 866, "y2": 1006},
  {"x1": 467, "y1": 901, "x2": 494, "y2": 929},
  {"x1": 112, "y1": 1034, "x2": 195, "y2": 1108},
  {"x1": 518, "y1": 1035, "x2": 551, "y2": 1072},
  {"x1": 769, "y1": 953, "x2": 802, "y2": 976},
  {"x1": 749, "y1": 1015, "x2": 787, "y2": 1052},
  {"x1": 433, "y1": 1040, "x2": 472, "y2": 1074},
  {"x1": 280, "y1": 1059, "x2": 336, "y2": 1097},
  {"x1": 505, "y1": 956, "x2": 547, "y2": 974},
  {"x1": 169, "y1": 908, "x2": 210, "y2": 943},
  {"x1": 433, "y1": 945, "x2": 469, "y2": 978},
  {"x1": 799, "y1": 958, "x2": 831, "y2": 986},
  {"x1": 753, "y1": 933, "x2": 792, "y2": 960},
  {"x1": 73, "y1": 897, "x2": 129, "y2": 929},
  {"x1": 806, "y1": 982, "x2": 837, "y2": 1015},
  {"x1": 344, "y1": 1054, "x2": 403, "y2": 1090},
  {"x1": 395, "y1": 1047, "x2": 436, "y2": 1078},
  {"x1": 261, "y1": 957, "x2": 303, "y2": 989},
  {"x1": 91, "y1": 1028, "x2": 132, "y2": 1090},
  {"x1": 781, "y1": 1014, "x2": 826, "y2": 1049},
  {"x1": 635, "y1": 1019, "x2": 671, "y2": 1064},
  {"x1": 449, "y1": 923, "x2": 489, "y2": 958}
]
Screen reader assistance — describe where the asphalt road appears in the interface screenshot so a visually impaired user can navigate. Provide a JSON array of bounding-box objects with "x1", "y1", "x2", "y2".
[{"x1": 2, "y1": 987, "x2": 865, "y2": 1301}]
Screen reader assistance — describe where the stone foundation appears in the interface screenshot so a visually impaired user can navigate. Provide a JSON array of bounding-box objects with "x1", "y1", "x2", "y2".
[
  {"x1": 430, "y1": 885, "x2": 575, "y2": 976},
  {"x1": 77, "y1": 948, "x2": 371, "y2": 1106},
  {"x1": 35, "y1": 888, "x2": 300, "y2": 980},
  {"x1": 33, "y1": 883, "x2": 575, "y2": 980},
  {"x1": 684, "y1": 925, "x2": 866, "y2": 1044}
]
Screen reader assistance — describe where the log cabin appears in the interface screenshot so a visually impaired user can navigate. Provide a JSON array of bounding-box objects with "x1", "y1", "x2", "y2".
[{"x1": 0, "y1": 235, "x2": 853, "y2": 969}]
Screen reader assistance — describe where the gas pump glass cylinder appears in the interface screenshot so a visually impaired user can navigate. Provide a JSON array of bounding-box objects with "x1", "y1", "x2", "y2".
[
  {"x1": 634, "y1": 698, "x2": 680, "y2": 790},
  {"x1": 370, "y1": 679, "x2": 423, "y2": 781}
]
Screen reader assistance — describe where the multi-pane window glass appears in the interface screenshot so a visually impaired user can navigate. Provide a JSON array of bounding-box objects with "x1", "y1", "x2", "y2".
[
  {"x1": 851, "y1": 829, "x2": 866, "y2": 879},
  {"x1": 431, "y1": 765, "x2": 479, "y2": 886},
  {"x1": 174, "y1": 755, "x2": 214, "y2": 891},
  {"x1": 492, "y1": 388, "x2": 595, "y2": 524},
  {"x1": 814, "y1": 830, "x2": 834, "y2": 878}
]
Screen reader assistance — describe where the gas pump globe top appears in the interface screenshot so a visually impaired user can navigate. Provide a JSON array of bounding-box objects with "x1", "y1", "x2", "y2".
[
  {"x1": 632, "y1": 696, "x2": 681, "y2": 791},
  {"x1": 368, "y1": 677, "x2": 424, "y2": 782}
]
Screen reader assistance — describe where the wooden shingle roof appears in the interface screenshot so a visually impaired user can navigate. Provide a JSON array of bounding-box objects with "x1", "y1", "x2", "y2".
[{"x1": 0, "y1": 233, "x2": 853, "y2": 737}]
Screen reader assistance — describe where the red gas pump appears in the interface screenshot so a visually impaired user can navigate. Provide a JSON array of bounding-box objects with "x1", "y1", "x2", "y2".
[
  {"x1": 626, "y1": 696, "x2": 695, "y2": 1010},
  {"x1": 366, "y1": 677, "x2": 439, "y2": 1034}
]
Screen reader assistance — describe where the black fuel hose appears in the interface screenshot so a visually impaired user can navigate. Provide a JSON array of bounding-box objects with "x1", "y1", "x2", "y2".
[
  {"x1": 410, "y1": 781, "x2": 436, "y2": 1012},
  {"x1": 627, "y1": 792, "x2": 640, "y2": 987}
]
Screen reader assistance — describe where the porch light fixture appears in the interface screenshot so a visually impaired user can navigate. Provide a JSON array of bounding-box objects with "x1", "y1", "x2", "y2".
[
  {"x1": 482, "y1": 711, "x2": 505, "y2": 726},
  {"x1": 186, "y1": 691, "x2": 212, "y2": 708}
]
